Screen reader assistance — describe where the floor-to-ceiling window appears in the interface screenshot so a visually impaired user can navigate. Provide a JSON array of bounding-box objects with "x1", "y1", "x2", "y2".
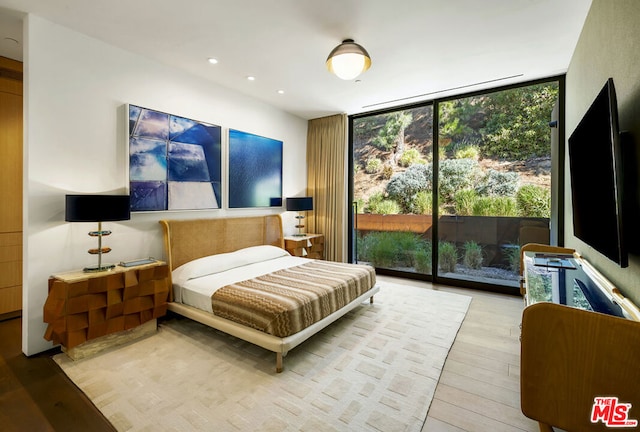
[
  {"x1": 350, "y1": 78, "x2": 563, "y2": 292},
  {"x1": 352, "y1": 105, "x2": 434, "y2": 277}
]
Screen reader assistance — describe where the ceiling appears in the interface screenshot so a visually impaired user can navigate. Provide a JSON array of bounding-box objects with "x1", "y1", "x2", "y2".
[{"x1": 0, "y1": 0, "x2": 592, "y2": 120}]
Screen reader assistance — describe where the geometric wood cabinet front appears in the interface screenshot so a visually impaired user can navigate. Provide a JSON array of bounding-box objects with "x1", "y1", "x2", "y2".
[
  {"x1": 43, "y1": 262, "x2": 169, "y2": 350},
  {"x1": 284, "y1": 234, "x2": 324, "y2": 259}
]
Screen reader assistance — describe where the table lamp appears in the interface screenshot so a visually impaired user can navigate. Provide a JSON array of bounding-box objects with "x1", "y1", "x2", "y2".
[
  {"x1": 65, "y1": 194, "x2": 131, "y2": 272},
  {"x1": 286, "y1": 197, "x2": 313, "y2": 236}
]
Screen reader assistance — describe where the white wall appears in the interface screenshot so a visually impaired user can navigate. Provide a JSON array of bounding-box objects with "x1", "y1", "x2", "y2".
[{"x1": 23, "y1": 15, "x2": 308, "y2": 355}]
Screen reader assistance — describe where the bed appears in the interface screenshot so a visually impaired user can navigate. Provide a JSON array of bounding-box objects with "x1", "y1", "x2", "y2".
[{"x1": 159, "y1": 215, "x2": 379, "y2": 372}]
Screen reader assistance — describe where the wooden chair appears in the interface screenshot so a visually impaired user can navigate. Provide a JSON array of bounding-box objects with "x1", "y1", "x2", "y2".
[
  {"x1": 520, "y1": 302, "x2": 640, "y2": 431},
  {"x1": 519, "y1": 243, "x2": 575, "y2": 296}
]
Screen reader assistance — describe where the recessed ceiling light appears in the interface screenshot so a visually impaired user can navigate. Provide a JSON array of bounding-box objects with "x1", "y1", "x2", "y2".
[
  {"x1": 277, "y1": 90, "x2": 285, "y2": 94},
  {"x1": 247, "y1": 76, "x2": 256, "y2": 81},
  {"x1": 207, "y1": 58, "x2": 218, "y2": 64}
]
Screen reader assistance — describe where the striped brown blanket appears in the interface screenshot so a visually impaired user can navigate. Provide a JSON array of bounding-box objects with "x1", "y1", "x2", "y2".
[{"x1": 210, "y1": 261, "x2": 376, "y2": 337}]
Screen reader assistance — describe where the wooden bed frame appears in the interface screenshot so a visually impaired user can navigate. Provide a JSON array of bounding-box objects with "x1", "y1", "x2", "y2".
[{"x1": 159, "y1": 215, "x2": 379, "y2": 372}]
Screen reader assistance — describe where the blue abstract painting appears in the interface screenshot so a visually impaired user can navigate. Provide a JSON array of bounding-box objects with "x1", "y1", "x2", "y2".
[
  {"x1": 128, "y1": 105, "x2": 221, "y2": 211},
  {"x1": 228, "y1": 129, "x2": 283, "y2": 208}
]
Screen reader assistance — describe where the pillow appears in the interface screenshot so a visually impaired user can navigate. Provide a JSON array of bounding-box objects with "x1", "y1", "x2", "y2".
[
  {"x1": 172, "y1": 245, "x2": 290, "y2": 285},
  {"x1": 240, "y1": 245, "x2": 291, "y2": 263}
]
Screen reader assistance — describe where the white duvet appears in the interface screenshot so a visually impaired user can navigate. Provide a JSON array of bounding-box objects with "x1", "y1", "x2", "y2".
[{"x1": 171, "y1": 245, "x2": 309, "y2": 313}]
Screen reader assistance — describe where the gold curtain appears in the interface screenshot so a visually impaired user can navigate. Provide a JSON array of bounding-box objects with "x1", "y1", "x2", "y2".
[{"x1": 306, "y1": 114, "x2": 347, "y2": 262}]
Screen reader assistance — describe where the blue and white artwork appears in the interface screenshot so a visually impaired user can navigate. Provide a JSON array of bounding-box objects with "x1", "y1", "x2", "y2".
[
  {"x1": 228, "y1": 129, "x2": 283, "y2": 208},
  {"x1": 128, "y1": 105, "x2": 222, "y2": 211}
]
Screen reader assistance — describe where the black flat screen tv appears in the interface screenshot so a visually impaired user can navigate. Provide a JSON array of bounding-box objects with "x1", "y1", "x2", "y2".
[{"x1": 568, "y1": 78, "x2": 627, "y2": 267}]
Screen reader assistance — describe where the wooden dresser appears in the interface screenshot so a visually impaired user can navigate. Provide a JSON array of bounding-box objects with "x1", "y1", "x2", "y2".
[{"x1": 44, "y1": 261, "x2": 170, "y2": 358}]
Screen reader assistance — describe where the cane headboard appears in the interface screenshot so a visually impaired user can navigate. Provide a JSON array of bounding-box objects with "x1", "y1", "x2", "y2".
[{"x1": 159, "y1": 215, "x2": 284, "y2": 272}]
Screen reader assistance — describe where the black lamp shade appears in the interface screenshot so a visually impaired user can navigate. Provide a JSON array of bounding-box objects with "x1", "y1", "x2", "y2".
[
  {"x1": 65, "y1": 195, "x2": 131, "y2": 222},
  {"x1": 286, "y1": 197, "x2": 313, "y2": 212}
]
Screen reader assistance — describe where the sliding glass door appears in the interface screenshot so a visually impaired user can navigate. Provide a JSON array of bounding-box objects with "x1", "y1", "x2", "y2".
[
  {"x1": 435, "y1": 82, "x2": 558, "y2": 289},
  {"x1": 350, "y1": 78, "x2": 562, "y2": 291},
  {"x1": 352, "y1": 105, "x2": 434, "y2": 276}
]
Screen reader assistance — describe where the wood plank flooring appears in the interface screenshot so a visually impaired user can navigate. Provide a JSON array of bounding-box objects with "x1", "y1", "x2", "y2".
[
  {"x1": 375, "y1": 275, "x2": 539, "y2": 431},
  {"x1": 0, "y1": 316, "x2": 115, "y2": 432},
  {"x1": 1, "y1": 276, "x2": 538, "y2": 431}
]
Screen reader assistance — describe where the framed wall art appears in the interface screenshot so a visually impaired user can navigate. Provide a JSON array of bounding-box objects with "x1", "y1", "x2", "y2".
[
  {"x1": 127, "y1": 104, "x2": 222, "y2": 211},
  {"x1": 228, "y1": 129, "x2": 283, "y2": 208}
]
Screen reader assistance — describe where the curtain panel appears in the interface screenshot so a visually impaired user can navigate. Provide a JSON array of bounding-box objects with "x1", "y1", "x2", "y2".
[{"x1": 306, "y1": 114, "x2": 347, "y2": 262}]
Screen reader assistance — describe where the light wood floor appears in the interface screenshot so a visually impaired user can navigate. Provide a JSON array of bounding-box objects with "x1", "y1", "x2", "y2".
[{"x1": 376, "y1": 275, "x2": 540, "y2": 432}]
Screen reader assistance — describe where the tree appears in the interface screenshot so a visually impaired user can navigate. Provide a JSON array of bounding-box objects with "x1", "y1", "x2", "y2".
[
  {"x1": 481, "y1": 83, "x2": 558, "y2": 159},
  {"x1": 438, "y1": 83, "x2": 558, "y2": 160},
  {"x1": 373, "y1": 111, "x2": 413, "y2": 164}
]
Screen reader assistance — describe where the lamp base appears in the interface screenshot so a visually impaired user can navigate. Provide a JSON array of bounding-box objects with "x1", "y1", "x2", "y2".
[{"x1": 83, "y1": 264, "x2": 115, "y2": 273}]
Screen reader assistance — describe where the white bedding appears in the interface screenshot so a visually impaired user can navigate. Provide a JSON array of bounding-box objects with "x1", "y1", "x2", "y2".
[{"x1": 171, "y1": 246, "x2": 309, "y2": 313}]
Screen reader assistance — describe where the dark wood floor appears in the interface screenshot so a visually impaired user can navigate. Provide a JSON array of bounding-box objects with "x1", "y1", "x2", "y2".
[{"x1": 0, "y1": 317, "x2": 114, "y2": 432}]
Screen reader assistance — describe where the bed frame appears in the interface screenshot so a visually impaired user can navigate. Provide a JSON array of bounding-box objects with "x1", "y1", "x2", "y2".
[{"x1": 159, "y1": 215, "x2": 379, "y2": 372}]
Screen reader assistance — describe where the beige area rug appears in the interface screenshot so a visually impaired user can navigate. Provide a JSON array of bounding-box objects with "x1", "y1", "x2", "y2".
[{"x1": 54, "y1": 282, "x2": 471, "y2": 432}]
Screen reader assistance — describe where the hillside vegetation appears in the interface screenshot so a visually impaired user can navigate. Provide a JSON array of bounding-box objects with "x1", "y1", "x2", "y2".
[{"x1": 353, "y1": 83, "x2": 557, "y2": 218}]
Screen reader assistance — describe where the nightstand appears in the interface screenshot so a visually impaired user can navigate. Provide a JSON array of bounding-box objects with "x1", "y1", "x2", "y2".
[
  {"x1": 284, "y1": 234, "x2": 324, "y2": 259},
  {"x1": 43, "y1": 261, "x2": 169, "y2": 359}
]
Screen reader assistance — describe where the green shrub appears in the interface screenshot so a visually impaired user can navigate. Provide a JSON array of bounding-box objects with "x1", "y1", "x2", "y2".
[
  {"x1": 492, "y1": 196, "x2": 518, "y2": 216},
  {"x1": 454, "y1": 145, "x2": 480, "y2": 160},
  {"x1": 414, "y1": 243, "x2": 432, "y2": 274},
  {"x1": 382, "y1": 164, "x2": 394, "y2": 180},
  {"x1": 471, "y1": 197, "x2": 493, "y2": 216},
  {"x1": 438, "y1": 241, "x2": 458, "y2": 273},
  {"x1": 398, "y1": 148, "x2": 423, "y2": 167},
  {"x1": 365, "y1": 157, "x2": 382, "y2": 174},
  {"x1": 438, "y1": 158, "x2": 482, "y2": 202},
  {"x1": 476, "y1": 169, "x2": 519, "y2": 197},
  {"x1": 365, "y1": 192, "x2": 384, "y2": 213},
  {"x1": 463, "y1": 241, "x2": 483, "y2": 269},
  {"x1": 366, "y1": 193, "x2": 402, "y2": 215},
  {"x1": 394, "y1": 232, "x2": 423, "y2": 267},
  {"x1": 386, "y1": 159, "x2": 484, "y2": 212},
  {"x1": 516, "y1": 184, "x2": 551, "y2": 218},
  {"x1": 365, "y1": 236, "x2": 397, "y2": 268},
  {"x1": 358, "y1": 231, "x2": 423, "y2": 268},
  {"x1": 386, "y1": 164, "x2": 433, "y2": 213},
  {"x1": 369, "y1": 199, "x2": 401, "y2": 215},
  {"x1": 471, "y1": 196, "x2": 517, "y2": 216},
  {"x1": 503, "y1": 244, "x2": 521, "y2": 273},
  {"x1": 414, "y1": 190, "x2": 433, "y2": 215},
  {"x1": 454, "y1": 189, "x2": 477, "y2": 215}
]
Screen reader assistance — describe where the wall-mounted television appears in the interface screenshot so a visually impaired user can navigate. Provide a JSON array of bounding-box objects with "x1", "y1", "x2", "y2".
[{"x1": 568, "y1": 78, "x2": 627, "y2": 267}]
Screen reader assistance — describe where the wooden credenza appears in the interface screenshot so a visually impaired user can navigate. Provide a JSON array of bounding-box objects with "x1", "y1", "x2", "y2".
[
  {"x1": 284, "y1": 234, "x2": 324, "y2": 259},
  {"x1": 44, "y1": 261, "x2": 170, "y2": 354},
  {"x1": 520, "y1": 248, "x2": 640, "y2": 431}
]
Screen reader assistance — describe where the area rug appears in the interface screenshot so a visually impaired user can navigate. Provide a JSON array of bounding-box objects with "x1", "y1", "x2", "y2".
[{"x1": 54, "y1": 282, "x2": 471, "y2": 432}]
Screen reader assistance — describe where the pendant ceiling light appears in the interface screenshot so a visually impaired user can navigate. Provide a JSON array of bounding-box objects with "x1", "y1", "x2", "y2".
[{"x1": 326, "y1": 39, "x2": 371, "y2": 80}]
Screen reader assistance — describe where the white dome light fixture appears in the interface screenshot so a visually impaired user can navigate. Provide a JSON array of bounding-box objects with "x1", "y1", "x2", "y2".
[{"x1": 326, "y1": 39, "x2": 371, "y2": 80}]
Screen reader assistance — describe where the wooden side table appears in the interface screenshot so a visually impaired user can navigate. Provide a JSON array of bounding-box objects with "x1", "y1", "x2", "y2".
[
  {"x1": 284, "y1": 234, "x2": 324, "y2": 259},
  {"x1": 43, "y1": 261, "x2": 169, "y2": 358}
]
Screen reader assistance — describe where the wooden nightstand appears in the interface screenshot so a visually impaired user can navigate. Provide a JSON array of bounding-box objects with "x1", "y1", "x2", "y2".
[
  {"x1": 43, "y1": 261, "x2": 169, "y2": 358},
  {"x1": 284, "y1": 234, "x2": 324, "y2": 259}
]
